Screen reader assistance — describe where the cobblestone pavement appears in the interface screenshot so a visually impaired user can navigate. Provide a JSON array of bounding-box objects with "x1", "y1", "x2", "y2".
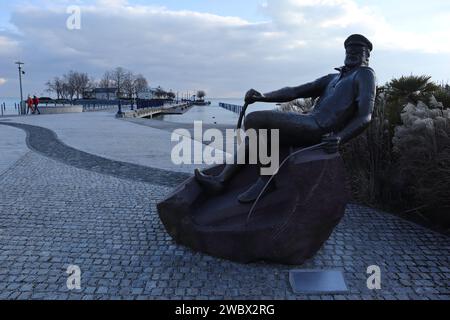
[{"x1": 0, "y1": 125, "x2": 448, "y2": 300}]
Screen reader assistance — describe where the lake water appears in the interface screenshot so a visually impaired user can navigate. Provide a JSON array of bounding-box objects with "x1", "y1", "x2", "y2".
[
  {"x1": 154, "y1": 98, "x2": 277, "y2": 126},
  {"x1": 0, "y1": 97, "x2": 21, "y2": 116}
]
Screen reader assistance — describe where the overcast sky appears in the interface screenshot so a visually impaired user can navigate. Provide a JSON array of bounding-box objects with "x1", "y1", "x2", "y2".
[{"x1": 0, "y1": 0, "x2": 449, "y2": 98}]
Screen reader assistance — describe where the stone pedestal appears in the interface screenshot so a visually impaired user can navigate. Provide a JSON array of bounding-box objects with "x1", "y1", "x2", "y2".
[{"x1": 157, "y1": 148, "x2": 350, "y2": 265}]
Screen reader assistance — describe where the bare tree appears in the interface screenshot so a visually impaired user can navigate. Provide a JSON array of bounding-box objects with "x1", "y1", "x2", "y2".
[
  {"x1": 99, "y1": 71, "x2": 114, "y2": 88},
  {"x1": 122, "y1": 71, "x2": 135, "y2": 99},
  {"x1": 63, "y1": 72, "x2": 76, "y2": 100},
  {"x1": 110, "y1": 67, "x2": 129, "y2": 99},
  {"x1": 72, "y1": 72, "x2": 91, "y2": 99},
  {"x1": 51, "y1": 71, "x2": 90, "y2": 100},
  {"x1": 46, "y1": 68, "x2": 149, "y2": 101},
  {"x1": 197, "y1": 90, "x2": 206, "y2": 100},
  {"x1": 133, "y1": 74, "x2": 148, "y2": 99},
  {"x1": 98, "y1": 71, "x2": 116, "y2": 99},
  {"x1": 45, "y1": 77, "x2": 65, "y2": 99},
  {"x1": 61, "y1": 82, "x2": 72, "y2": 100}
]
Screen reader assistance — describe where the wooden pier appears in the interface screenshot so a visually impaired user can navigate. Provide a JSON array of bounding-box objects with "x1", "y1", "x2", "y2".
[{"x1": 117, "y1": 103, "x2": 192, "y2": 119}]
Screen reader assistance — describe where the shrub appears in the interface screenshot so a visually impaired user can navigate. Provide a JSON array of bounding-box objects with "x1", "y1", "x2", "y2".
[
  {"x1": 343, "y1": 97, "x2": 450, "y2": 229},
  {"x1": 433, "y1": 85, "x2": 450, "y2": 109},
  {"x1": 391, "y1": 101, "x2": 450, "y2": 227},
  {"x1": 278, "y1": 98, "x2": 314, "y2": 113},
  {"x1": 279, "y1": 75, "x2": 450, "y2": 230},
  {"x1": 384, "y1": 75, "x2": 439, "y2": 129},
  {"x1": 341, "y1": 93, "x2": 393, "y2": 206}
]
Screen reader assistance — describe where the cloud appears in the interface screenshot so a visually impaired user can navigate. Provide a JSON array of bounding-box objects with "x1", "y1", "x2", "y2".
[
  {"x1": 0, "y1": 78, "x2": 6, "y2": 86},
  {"x1": 0, "y1": 36, "x2": 19, "y2": 54},
  {"x1": 0, "y1": 0, "x2": 449, "y2": 97},
  {"x1": 2, "y1": 3, "x2": 290, "y2": 97},
  {"x1": 261, "y1": 0, "x2": 450, "y2": 54},
  {"x1": 97, "y1": 0, "x2": 128, "y2": 7}
]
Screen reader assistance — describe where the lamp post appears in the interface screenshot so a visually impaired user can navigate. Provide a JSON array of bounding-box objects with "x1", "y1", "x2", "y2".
[
  {"x1": 117, "y1": 96, "x2": 122, "y2": 115},
  {"x1": 15, "y1": 61, "x2": 25, "y2": 115},
  {"x1": 116, "y1": 80, "x2": 122, "y2": 116}
]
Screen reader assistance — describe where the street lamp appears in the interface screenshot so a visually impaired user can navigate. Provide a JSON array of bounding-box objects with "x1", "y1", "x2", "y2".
[
  {"x1": 15, "y1": 61, "x2": 25, "y2": 115},
  {"x1": 116, "y1": 80, "x2": 122, "y2": 116},
  {"x1": 117, "y1": 97, "x2": 122, "y2": 115}
]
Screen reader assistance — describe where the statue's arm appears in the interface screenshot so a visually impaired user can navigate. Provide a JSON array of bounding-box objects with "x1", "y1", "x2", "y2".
[
  {"x1": 336, "y1": 68, "x2": 376, "y2": 144},
  {"x1": 260, "y1": 74, "x2": 333, "y2": 103}
]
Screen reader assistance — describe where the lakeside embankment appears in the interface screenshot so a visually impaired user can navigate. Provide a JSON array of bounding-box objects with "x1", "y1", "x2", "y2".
[
  {"x1": 118, "y1": 102, "x2": 193, "y2": 119},
  {"x1": 0, "y1": 97, "x2": 276, "y2": 122}
]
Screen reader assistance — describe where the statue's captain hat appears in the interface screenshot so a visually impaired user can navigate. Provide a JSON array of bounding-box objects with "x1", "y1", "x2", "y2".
[{"x1": 344, "y1": 34, "x2": 373, "y2": 51}]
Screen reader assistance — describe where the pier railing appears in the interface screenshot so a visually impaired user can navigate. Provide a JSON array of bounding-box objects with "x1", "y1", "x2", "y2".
[
  {"x1": 116, "y1": 102, "x2": 191, "y2": 119},
  {"x1": 0, "y1": 100, "x2": 132, "y2": 115},
  {"x1": 219, "y1": 102, "x2": 243, "y2": 114},
  {"x1": 0, "y1": 99, "x2": 184, "y2": 116},
  {"x1": 0, "y1": 101, "x2": 22, "y2": 116},
  {"x1": 0, "y1": 102, "x2": 6, "y2": 116}
]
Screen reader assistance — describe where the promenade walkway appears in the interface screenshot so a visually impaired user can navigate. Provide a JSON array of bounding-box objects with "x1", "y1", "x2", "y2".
[
  {"x1": 0, "y1": 122, "x2": 28, "y2": 174},
  {"x1": 0, "y1": 113, "x2": 448, "y2": 300},
  {"x1": 1, "y1": 110, "x2": 225, "y2": 174}
]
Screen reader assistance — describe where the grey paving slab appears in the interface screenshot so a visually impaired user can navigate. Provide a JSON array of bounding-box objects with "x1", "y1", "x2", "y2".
[
  {"x1": 0, "y1": 122, "x2": 188, "y2": 187},
  {"x1": 3, "y1": 111, "x2": 221, "y2": 173},
  {"x1": 0, "y1": 123, "x2": 29, "y2": 175},
  {"x1": 125, "y1": 117, "x2": 237, "y2": 156}
]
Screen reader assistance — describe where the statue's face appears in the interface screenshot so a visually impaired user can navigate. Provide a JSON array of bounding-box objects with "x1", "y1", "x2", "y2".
[{"x1": 344, "y1": 45, "x2": 369, "y2": 68}]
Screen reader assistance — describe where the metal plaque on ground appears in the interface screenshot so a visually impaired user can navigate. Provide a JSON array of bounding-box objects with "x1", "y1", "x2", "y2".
[{"x1": 289, "y1": 270, "x2": 348, "y2": 294}]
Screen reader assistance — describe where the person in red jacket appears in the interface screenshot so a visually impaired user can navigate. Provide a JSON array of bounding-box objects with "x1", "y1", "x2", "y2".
[
  {"x1": 26, "y1": 96, "x2": 34, "y2": 114},
  {"x1": 33, "y1": 95, "x2": 41, "y2": 114}
]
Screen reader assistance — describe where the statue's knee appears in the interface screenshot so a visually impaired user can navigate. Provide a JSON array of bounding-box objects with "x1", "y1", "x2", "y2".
[{"x1": 244, "y1": 111, "x2": 265, "y2": 130}]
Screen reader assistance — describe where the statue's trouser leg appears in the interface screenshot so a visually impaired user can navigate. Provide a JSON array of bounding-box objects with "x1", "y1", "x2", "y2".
[
  {"x1": 243, "y1": 110, "x2": 325, "y2": 173},
  {"x1": 215, "y1": 110, "x2": 325, "y2": 184},
  {"x1": 236, "y1": 110, "x2": 326, "y2": 203}
]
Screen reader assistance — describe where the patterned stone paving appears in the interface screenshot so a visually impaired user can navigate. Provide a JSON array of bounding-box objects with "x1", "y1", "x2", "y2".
[
  {"x1": 0, "y1": 122, "x2": 448, "y2": 300},
  {"x1": 0, "y1": 122, "x2": 189, "y2": 187}
]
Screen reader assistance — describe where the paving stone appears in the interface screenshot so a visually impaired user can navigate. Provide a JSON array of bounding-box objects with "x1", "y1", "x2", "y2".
[{"x1": 0, "y1": 131, "x2": 448, "y2": 300}]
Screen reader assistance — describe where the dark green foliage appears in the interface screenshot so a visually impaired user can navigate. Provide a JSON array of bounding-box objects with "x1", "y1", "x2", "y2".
[
  {"x1": 281, "y1": 75, "x2": 450, "y2": 231},
  {"x1": 391, "y1": 109, "x2": 450, "y2": 228},
  {"x1": 386, "y1": 75, "x2": 438, "y2": 102},
  {"x1": 341, "y1": 95, "x2": 393, "y2": 207},
  {"x1": 433, "y1": 85, "x2": 450, "y2": 109},
  {"x1": 384, "y1": 75, "x2": 439, "y2": 128},
  {"x1": 342, "y1": 75, "x2": 450, "y2": 230}
]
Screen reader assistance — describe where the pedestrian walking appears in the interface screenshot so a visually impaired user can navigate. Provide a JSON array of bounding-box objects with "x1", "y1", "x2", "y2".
[
  {"x1": 26, "y1": 96, "x2": 34, "y2": 114},
  {"x1": 33, "y1": 95, "x2": 41, "y2": 114}
]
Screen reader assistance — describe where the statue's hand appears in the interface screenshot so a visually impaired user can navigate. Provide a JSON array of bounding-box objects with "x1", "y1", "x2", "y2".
[
  {"x1": 245, "y1": 89, "x2": 263, "y2": 104},
  {"x1": 322, "y1": 135, "x2": 341, "y2": 154}
]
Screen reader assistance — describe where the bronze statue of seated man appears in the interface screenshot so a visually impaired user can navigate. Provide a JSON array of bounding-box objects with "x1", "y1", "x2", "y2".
[{"x1": 195, "y1": 34, "x2": 377, "y2": 203}]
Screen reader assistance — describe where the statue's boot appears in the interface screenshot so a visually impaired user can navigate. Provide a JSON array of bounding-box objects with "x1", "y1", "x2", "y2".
[
  {"x1": 194, "y1": 169, "x2": 226, "y2": 195},
  {"x1": 238, "y1": 176, "x2": 276, "y2": 204}
]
